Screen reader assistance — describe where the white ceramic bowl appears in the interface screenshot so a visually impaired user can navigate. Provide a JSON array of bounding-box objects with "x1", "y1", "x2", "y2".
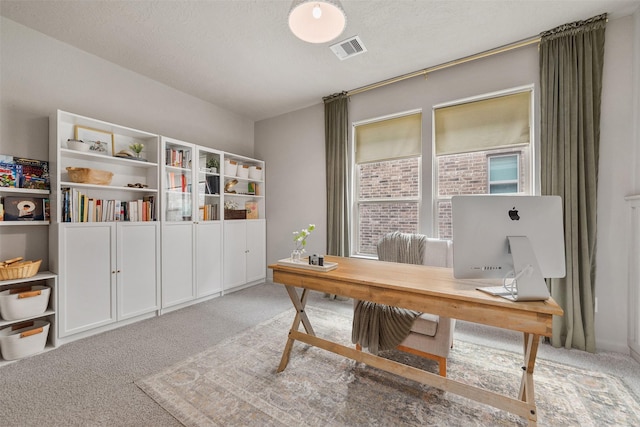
[{"x1": 66, "y1": 139, "x2": 90, "y2": 152}]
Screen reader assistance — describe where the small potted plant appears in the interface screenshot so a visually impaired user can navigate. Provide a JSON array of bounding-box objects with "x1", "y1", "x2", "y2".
[
  {"x1": 129, "y1": 143, "x2": 144, "y2": 159},
  {"x1": 207, "y1": 157, "x2": 220, "y2": 173}
]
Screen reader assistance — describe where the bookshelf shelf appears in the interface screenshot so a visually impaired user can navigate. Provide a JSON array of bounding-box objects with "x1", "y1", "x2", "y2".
[
  {"x1": 60, "y1": 148, "x2": 158, "y2": 168},
  {"x1": 0, "y1": 221, "x2": 49, "y2": 226},
  {"x1": 0, "y1": 188, "x2": 50, "y2": 195}
]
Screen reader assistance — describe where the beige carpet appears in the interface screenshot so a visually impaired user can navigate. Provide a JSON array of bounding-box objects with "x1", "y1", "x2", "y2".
[{"x1": 136, "y1": 306, "x2": 640, "y2": 426}]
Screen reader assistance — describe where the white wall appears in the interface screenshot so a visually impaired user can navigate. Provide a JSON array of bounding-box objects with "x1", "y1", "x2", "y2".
[
  {"x1": 635, "y1": 9, "x2": 640, "y2": 191},
  {"x1": 256, "y1": 16, "x2": 638, "y2": 353},
  {"x1": 255, "y1": 103, "x2": 326, "y2": 261},
  {"x1": 0, "y1": 17, "x2": 255, "y2": 267},
  {"x1": 595, "y1": 15, "x2": 637, "y2": 352}
]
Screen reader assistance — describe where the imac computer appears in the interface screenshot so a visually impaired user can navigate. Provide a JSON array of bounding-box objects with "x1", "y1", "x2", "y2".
[{"x1": 451, "y1": 195, "x2": 566, "y2": 301}]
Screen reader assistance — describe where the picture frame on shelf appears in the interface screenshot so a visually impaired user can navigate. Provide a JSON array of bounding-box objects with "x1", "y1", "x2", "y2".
[
  {"x1": 74, "y1": 125, "x2": 114, "y2": 156},
  {"x1": 2, "y1": 196, "x2": 45, "y2": 221}
]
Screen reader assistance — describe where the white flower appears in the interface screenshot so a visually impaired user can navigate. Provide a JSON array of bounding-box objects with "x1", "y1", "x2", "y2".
[{"x1": 292, "y1": 224, "x2": 315, "y2": 251}]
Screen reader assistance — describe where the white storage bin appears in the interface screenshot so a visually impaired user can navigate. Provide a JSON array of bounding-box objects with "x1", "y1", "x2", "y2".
[
  {"x1": 236, "y1": 164, "x2": 249, "y2": 179},
  {"x1": 0, "y1": 320, "x2": 50, "y2": 360},
  {"x1": 248, "y1": 166, "x2": 263, "y2": 181},
  {"x1": 0, "y1": 286, "x2": 50, "y2": 321},
  {"x1": 224, "y1": 159, "x2": 238, "y2": 176}
]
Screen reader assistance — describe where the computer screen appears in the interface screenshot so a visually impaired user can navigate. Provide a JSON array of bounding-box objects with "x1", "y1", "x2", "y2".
[{"x1": 451, "y1": 195, "x2": 566, "y2": 300}]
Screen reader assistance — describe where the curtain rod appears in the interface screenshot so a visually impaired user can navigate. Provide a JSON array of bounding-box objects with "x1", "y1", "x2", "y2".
[{"x1": 346, "y1": 35, "x2": 541, "y2": 97}]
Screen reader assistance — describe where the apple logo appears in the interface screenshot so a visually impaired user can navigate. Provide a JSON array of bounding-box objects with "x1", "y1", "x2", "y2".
[{"x1": 508, "y1": 207, "x2": 520, "y2": 221}]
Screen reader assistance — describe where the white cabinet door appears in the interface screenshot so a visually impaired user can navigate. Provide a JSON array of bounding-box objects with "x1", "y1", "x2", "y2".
[
  {"x1": 223, "y1": 221, "x2": 247, "y2": 290},
  {"x1": 246, "y1": 220, "x2": 266, "y2": 283},
  {"x1": 59, "y1": 224, "x2": 115, "y2": 337},
  {"x1": 162, "y1": 223, "x2": 195, "y2": 307},
  {"x1": 196, "y1": 221, "x2": 223, "y2": 297},
  {"x1": 117, "y1": 222, "x2": 160, "y2": 320}
]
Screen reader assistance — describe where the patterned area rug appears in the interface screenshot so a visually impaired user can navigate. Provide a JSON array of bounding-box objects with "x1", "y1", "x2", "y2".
[{"x1": 136, "y1": 306, "x2": 640, "y2": 426}]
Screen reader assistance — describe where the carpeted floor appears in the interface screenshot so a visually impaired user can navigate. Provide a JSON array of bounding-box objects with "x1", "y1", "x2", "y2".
[
  {"x1": 136, "y1": 305, "x2": 640, "y2": 426},
  {"x1": 1, "y1": 282, "x2": 639, "y2": 426}
]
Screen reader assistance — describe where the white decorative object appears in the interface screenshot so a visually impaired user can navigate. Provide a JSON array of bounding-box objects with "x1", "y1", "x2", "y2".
[
  {"x1": 225, "y1": 159, "x2": 238, "y2": 176},
  {"x1": 248, "y1": 166, "x2": 263, "y2": 180},
  {"x1": 236, "y1": 164, "x2": 249, "y2": 179},
  {"x1": 66, "y1": 139, "x2": 90, "y2": 152}
]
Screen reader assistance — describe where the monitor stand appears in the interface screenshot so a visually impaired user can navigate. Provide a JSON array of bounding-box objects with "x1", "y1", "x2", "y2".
[{"x1": 507, "y1": 236, "x2": 551, "y2": 301}]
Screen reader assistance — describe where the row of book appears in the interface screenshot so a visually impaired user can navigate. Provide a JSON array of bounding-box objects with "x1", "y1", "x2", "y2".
[
  {"x1": 165, "y1": 148, "x2": 192, "y2": 169},
  {"x1": 199, "y1": 204, "x2": 219, "y2": 221},
  {"x1": 61, "y1": 187, "x2": 156, "y2": 222}
]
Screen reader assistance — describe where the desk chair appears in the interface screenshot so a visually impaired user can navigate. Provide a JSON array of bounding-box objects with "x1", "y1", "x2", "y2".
[{"x1": 355, "y1": 232, "x2": 456, "y2": 376}]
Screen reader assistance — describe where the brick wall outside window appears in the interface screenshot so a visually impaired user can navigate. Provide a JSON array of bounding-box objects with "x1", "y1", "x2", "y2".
[
  {"x1": 354, "y1": 148, "x2": 529, "y2": 254},
  {"x1": 357, "y1": 158, "x2": 419, "y2": 255},
  {"x1": 436, "y1": 147, "x2": 529, "y2": 239}
]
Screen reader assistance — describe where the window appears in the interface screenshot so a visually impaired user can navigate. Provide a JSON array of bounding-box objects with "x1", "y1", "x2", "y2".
[
  {"x1": 353, "y1": 112, "x2": 422, "y2": 256},
  {"x1": 434, "y1": 89, "x2": 533, "y2": 239},
  {"x1": 488, "y1": 154, "x2": 520, "y2": 194}
]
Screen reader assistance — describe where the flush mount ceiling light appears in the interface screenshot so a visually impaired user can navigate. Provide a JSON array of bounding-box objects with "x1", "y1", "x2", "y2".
[{"x1": 288, "y1": 0, "x2": 347, "y2": 44}]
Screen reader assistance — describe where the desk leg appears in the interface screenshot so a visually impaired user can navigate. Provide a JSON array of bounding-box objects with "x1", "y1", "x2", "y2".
[
  {"x1": 278, "y1": 286, "x2": 316, "y2": 373},
  {"x1": 519, "y1": 332, "x2": 540, "y2": 425}
]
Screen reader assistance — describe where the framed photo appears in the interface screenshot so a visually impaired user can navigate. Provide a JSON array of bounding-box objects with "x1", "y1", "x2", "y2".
[
  {"x1": 74, "y1": 125, "x2": 114, "y2": 156},
  {"x1": 2, "y1": 196, "x2": 45, "y2": 221}
]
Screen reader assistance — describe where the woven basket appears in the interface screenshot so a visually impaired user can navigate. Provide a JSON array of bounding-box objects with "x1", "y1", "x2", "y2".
[
  {"x1": 66, "y1": 167, "x2": 113, "y2": 185},
  {"x1": 224, "y1": 209, "x2": 247, "y2": 220},
  {"x1": 0, "y1": 260, "x2": 42, "y2": 281}
]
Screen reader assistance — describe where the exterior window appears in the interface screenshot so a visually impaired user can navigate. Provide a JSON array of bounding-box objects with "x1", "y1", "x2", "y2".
[
  {"x1": 434, "y1": 89, "x2": 533, "y2": 239},
  {"x1": 488, "y1": 154, "x2": 519, "y2": 194},
  {"x1": 353, "y1": 112, "x2": 422, "y2": 257}
]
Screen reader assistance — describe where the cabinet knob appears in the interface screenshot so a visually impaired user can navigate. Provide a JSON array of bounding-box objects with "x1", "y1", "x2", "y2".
[
  {"x1": 117, "y1": 270, "x2": 121, "y2": 273},
  {"x1": 111, "y1": 271, "x2": 116, "y2": 274}
]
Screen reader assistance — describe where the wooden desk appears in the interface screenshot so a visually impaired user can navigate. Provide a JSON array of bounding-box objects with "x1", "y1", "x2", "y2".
[{"x1": 269, "y1": 256, "x2": 563, "y2": 426}]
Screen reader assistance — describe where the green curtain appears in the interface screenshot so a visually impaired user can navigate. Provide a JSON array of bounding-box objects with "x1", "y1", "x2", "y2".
[
  {"x1": 539, "y1": 14, "x2": 607, "y2": 352},
  {"x1": 324, "y1": 92, "x2": 350, "y2": 256}
]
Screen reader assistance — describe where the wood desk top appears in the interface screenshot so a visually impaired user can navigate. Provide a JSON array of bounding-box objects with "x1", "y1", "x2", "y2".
[{"x1": 269, "y1": 256, "x2": 563, "y2": 336}]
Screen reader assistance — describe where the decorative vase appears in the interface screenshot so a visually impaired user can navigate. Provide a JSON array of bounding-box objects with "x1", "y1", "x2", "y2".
[{"x1": 291, "y1": 249, "x2": 302, "y2": 263}]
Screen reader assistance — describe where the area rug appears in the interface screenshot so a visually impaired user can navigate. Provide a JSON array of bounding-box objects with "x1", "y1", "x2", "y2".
[{"x1": 136, "y1": 306, "x2": 640, "y2": 426}]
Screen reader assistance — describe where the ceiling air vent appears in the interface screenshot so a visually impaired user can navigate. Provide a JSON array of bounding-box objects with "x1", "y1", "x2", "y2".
[{"x1": 330, "y1": 36, "x2": 367, "y2": 60}]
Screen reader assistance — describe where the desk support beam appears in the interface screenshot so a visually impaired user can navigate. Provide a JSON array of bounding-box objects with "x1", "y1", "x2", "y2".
[
  {"x1": 278, "y1": 286, "x2": 314, "y2": 372},
  {"x1": 281, "y1": 323, "x2": 538, "y2": 425}
]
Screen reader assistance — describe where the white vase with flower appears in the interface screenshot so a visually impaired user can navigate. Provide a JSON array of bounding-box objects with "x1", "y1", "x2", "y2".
[{"x1": 291, "y1": 224, "x2": 315, "y2": 263}]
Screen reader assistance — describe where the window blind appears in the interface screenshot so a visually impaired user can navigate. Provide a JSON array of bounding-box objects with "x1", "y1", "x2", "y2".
[
  {"x1": 435, "y1": 91, "x2": 530, "y2": 156},
  {"x1": 355, "y1": 113, "x2": 422, "y2": 163}
]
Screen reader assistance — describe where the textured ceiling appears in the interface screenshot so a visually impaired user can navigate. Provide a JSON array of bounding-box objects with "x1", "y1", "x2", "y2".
[{"x1": 1, "y1": 0, "x2": 639, "y2": 121}]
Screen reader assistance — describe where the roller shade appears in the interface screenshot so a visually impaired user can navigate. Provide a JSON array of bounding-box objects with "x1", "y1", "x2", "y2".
[
  {"x1": 435, "y1": 91, "x2": 531, "y2": 156},
  {"x1": 355, "y1": 113, "x2": 422, "y2": 163}
]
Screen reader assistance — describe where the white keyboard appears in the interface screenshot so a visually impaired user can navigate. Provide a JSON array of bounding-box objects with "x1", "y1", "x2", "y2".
[{"x1": 477, "y1": 285, "x2": 516, "y2": 297}]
